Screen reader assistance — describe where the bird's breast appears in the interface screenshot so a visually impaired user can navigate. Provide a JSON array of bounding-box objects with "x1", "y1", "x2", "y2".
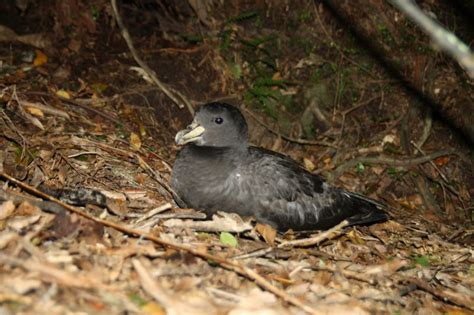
[{"x1": 172, "y1": 150, "x2": 252, "y2": 213}]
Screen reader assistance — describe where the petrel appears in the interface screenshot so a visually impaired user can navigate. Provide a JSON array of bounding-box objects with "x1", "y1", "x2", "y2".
[{"x1": 171, "y1": 102, "x2": 388, "y2": 231}]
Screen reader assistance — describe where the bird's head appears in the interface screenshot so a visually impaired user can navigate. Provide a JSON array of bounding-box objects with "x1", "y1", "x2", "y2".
[{"x1": 175, "y1": 102, "x2": 248, "y2": 148}]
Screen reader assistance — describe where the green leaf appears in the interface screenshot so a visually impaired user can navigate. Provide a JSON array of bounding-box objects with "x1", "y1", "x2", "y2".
[
  {"x1": 413, "y1": 255, "x2": 430, "y2": 267},
  {"x1": 220, "y1": 232, "x2": 238, "y2": 247},
  {"x1": 230, "y1": 63, "x2": 242, "y2": 79},
  {"x1": 129, "y1": 293, "x2": 147, "y2": 307},
  {"x1": 356, "y1": 162, "x2": 365, "y2": 173}
]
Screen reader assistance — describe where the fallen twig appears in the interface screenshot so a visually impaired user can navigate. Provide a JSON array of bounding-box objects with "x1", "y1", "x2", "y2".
[
  {"x1": 243, "y1": 107, "x2": 337, "y2": 148},
  {"x1": 110, "y1": 0, "x2": 194, "y2": 115},
  {"x1": 313, "y1": 4, "x2": 376, "y2": 78},
  {"x1": 400, "y1": 277, "x2": 474, "y2": 311},
  {"x1": 329, "y1": 149, "x2": 458, "y2": 180},
  {"x1": 389, "y1": 0, "x2": 474, "y2": 78},
  {"x1": 26, "y1": 91, "x2": 120, "y2": 124},
  {"x1": 18, "y1": 100, "x2": 70, "y2": 119},
  {"x1": 134, "y1": 202, "x2": 172, "y2": 223},
  {"x1": 233, "y1": 247, "x2": 274, "y2": 260},
  {"x1": 163, "y1": 213, "x2": 253, "y2": 233},
  {"x1": 278, "y1": 220, "x2": 349, "y2": 248},
  {"x1": 0, "y1": 188, "x2": 65, "y2": 214}
]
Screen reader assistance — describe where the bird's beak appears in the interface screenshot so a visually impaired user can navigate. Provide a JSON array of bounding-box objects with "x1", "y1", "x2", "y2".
[{"x1": 175, "y1": 121, "x2": 205, "y2": 145}]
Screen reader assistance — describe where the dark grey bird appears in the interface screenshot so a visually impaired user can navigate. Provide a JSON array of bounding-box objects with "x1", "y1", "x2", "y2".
[{"x1": 171, "y1": 102, "x2": 388, "y2": 232}]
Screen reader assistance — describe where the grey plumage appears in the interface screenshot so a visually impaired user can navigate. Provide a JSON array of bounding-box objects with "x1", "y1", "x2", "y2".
[{"x1": 171, "y1": 102, "x2": 388, "y2": 231}]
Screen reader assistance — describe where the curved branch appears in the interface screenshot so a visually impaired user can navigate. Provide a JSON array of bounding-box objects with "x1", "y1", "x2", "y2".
[
  {"x1": 110, "y1": 0, "x2": 194, "y2": 114},
  {"x1": 389, "y1": 0, "x2": 474, "y2": 78},
  {"x1": 329, "y1": 149, "x2": 458, "y2": 180}
]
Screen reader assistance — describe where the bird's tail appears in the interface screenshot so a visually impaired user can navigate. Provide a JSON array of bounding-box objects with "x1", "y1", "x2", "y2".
[{"x1": 345, "y1": 192, "x2": 389, "y2": 226}]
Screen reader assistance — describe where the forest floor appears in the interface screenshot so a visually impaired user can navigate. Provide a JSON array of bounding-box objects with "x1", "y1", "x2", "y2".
[{"x1": 0, "y1": 1, "x2": 473, "y2": 314}]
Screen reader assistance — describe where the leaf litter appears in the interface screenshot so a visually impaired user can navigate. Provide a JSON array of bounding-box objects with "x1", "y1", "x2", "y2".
[
  {"x1": 0, "y1": 90, "x2": 472, "y2": 313},
  {"x1": 0, "y1": 1, "x2": 473, "y2": 313}
]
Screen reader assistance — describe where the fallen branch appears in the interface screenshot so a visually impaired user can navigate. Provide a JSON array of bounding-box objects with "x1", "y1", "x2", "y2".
[
  {"x1": 400, "y1": 277, "x2": 474, "y2": 311},
  {"x1": 18, "y1": 100, "x2": 70, "y2": 119},
  {"x1": 163, "y1": 213, "x2": 253, "y2": 233},
  {"x1": 389, "y1": 0, "x2": 474, "y2": 78},
  {"x1": 233, "y1": 247, "x2": 274, "y2": 260},
  {"x1": 243, "y1": 107, "x2": 337, "y2": 148},
  {"x1": 0, "y1": 171, "x2": 318, "y2": 315},
  {"x1": 329, "y1": 149, "x2": 458, "y2": 180},
  {"x1": 110, "y1": 0, "x2": 194, "y2": 115},
  {"x1": 134, "y1": 202, "x2": 173, "y2": 223},
  {"x1": 0, "y1": 188, "x2": 65, "y2": 214},
  {"x1": 26, "y1": 91, "x2": 120, "y2": 124},
  {"x1": 278, "y1": 220, "x2": 349, "y2": 248}
]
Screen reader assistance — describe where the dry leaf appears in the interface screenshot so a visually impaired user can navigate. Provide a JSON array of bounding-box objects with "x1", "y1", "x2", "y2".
[
  {"x1": 106, "y1": 198, "x2": 128, "y2": 217},
  {"x1": 139, "y1": 123, "x2": 147, "y2": 137},
  {"x1": 163, "y1": 212, "x2": 252, "y2": 233},
  {"x1": 371, "y1": 166, "x2": 385, "y2": 175},
  {"x1": 7, "y1": 277, "x2": 42, "y2": 294},
  {"x1": 56, "y1": 89, "x2": 71, "y2": 99},
  {"x1": 303, "y1": 157, "x2": 316, "y2": 172},
  {"x1": 33, "y1": 50, "x2": 47, "y2": 66},
  {"x1": 45, "y1": 250, "x2": 74, "y2": 264},
  {"x1": 16, "y1": 201, "x2": 40, "y2": 216},
  {"x1": 25, "y1": 106, "x2": 44, "y2": 117},
  {"x1": 0, "y1": 231, "x2": 18, "y2": 249},
  {"x1": 382, "y1": 134, "x2": 397, "y2": 145},
  {"x1": 443, "y1": 307, "x2": 472, "y2": 315},
  {"x1": 434, "y1": 156, "x2": 450, "y2": 167},
  {"x1": 0, "y1": 200, "x2": 16, "y2": 220},
  {"x1": 256, "y1": 223, "x2": 277, "y2": 246},
  {"x1": 142, "y1": 302, "x2": 166, "y2": 315},
  {"x1": 272, "y1": 72, "x2": 282, "y2": 81},
  {"x1": 229, "y1": 288, "x2": 283, "y2": 315},
  {"x1": 7, "y1": 214, "x2": 41, "y2": 231},
  {"x1": 323, "y1": 156, "x2": 332, "y2": 165},
  {"x1": 130, "y1": 132, "x2": 142, "y2": 150},
  {"x1": 347, "y1": 230, "x2": 365, "y2": 245}
]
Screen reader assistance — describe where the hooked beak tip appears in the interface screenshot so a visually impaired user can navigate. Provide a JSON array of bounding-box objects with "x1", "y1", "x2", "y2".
[{"x1": 175, "y1": 123, "x2": 205, "y2": 145}]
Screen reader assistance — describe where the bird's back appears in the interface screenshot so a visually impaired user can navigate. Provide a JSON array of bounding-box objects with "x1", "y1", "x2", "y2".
[{"x1": 239, "y1": 147, "x2": 384, "y2": 230}]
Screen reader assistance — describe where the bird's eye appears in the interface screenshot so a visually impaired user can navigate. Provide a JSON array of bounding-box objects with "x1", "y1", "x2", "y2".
[{"x1": 214, "y1": 117, "x2": 224, "y2": 124}]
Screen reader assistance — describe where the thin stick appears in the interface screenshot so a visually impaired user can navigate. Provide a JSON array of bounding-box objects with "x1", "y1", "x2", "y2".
[
  {"x1": 18, "y1": 100, "x2": 70, "y2": 119},
  {"x1": 134, "y1": 202, "x2": 172, "y2": 223},
  {"x1": 410, "y1": 141, "x2": 450, "y2": 184},
  {"x1": 389, "y1": 0, "x2": 474, "y2": 78},
  {"x1": 243, "y1": 108, "x2": 337, "y2": 148},
  {"x1": 110, "y1": 0, "x2": 194, "y2": 115},
  {"x1": 0, "y1": 172, "x2": 318, "y2": 315},
  {"x1": 132, "y1": 258, "x2": 170, "y2": 306},
  {"x1": 233, "y1": 247, "x2": 274, "y2": 260},
  {"x1": 278, "y1": 220, "x2": 349, "y2": 248},
  {"x1": 0, "y1": 189, "x2": 65, "y2": 214},
  {"x1": 330, "y1": 149, "x2": 458, "y2": 180},
  {"x1": 401, "y1": 277, "x2": 474, "y2": 311},
  {"x1": 25, "y1": 91, "x2": 120, "y2": 124},
  {"x1": 313, "y1": 4, "x2": 376, "y2": 78}
]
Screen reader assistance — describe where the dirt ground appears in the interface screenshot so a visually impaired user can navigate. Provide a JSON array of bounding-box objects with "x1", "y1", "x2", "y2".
[{"x1": 0, "y1": 1, "x2": 473, "y2": 314}]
